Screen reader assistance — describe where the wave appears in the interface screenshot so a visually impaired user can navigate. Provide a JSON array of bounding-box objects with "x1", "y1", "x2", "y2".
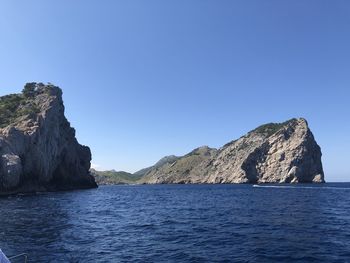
[{"x1": 252, "y1": 184, "x2": 350, "y2": 190}]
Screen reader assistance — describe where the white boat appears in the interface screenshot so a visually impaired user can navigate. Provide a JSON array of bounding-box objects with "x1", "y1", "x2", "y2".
[
  {"x1": 8, "y1": 254, "x2": 28, "y2": 263},
  {"x1": 0, "y1": 249, "x2": 28, "y2": 263}
]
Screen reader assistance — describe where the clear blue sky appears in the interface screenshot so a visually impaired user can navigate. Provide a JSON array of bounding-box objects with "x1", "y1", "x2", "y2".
[{"x1": 0, "y1": 1, "x2": 349, "y2": 181}]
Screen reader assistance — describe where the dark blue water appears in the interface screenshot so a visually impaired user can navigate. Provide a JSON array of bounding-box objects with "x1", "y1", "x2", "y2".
[{"x1": 1, "y1": 184, "x2": 350, "y2": 263}]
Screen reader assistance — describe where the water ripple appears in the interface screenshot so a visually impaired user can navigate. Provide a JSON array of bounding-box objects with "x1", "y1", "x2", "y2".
[{"x1": 0, "y1": 183, "x2": 350, "y2": 262}]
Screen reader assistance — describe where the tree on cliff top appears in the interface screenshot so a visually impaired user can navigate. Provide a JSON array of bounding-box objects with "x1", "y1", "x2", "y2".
[{"x1": 22, "y1": 82, "x2": 36, "y2": 98}]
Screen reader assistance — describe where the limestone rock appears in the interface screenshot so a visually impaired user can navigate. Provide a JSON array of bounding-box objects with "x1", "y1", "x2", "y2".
[{"x1": 0, "y1": 83, "x2": 97, "y2": 194}]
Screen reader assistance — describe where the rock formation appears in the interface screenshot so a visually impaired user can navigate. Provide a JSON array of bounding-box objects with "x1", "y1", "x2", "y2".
[
  {"x1": 0, "y1": 83, "x2": 97, "y2": 195},
  {"x1": 140, "y1": 118, "x2": 324, "y2": 184}
]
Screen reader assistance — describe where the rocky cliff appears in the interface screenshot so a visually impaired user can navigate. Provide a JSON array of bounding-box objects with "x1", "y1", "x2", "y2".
[
  {"x1": 140, "y1": 118, "x2": 324, "y2": 184},
  {"x1": 0, "y1": 83, "x2": 97, "y2": 195}
]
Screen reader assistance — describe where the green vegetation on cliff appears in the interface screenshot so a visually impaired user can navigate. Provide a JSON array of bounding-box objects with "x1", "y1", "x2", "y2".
[
  {"x1": 91, "y1": 169, "x2": 143, "y2": 185},
  {"x1": 252, "y1": 118, "x2": 297, "y2": 137},
  {"x1": 0, "y1": 83, "x2": 42, "y2": 128}
]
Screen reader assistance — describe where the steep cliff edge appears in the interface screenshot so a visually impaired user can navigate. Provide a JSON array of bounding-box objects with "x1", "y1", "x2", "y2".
[
  {"x1": 0, "y1": 83, "x2": 97, "y2": 194},
  {"x1": 141, "y1": 118, "x2": 324, "y2": 184}
]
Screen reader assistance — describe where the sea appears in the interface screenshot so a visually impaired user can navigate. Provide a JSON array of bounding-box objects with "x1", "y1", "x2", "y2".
[{"x1": 1, "y1": 183, "x2": 350, "y2": 263}]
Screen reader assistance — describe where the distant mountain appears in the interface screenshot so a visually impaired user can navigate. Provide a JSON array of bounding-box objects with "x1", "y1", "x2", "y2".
[
  {"x1": 91, "y1": 169, "x2": 143, "y2": 185},
  {"x1": 139, "y1": 146, "x2": 217, "y2": 184},
  {"x1": 133, "y1": 155, "x2": 179, "y2": 177}
]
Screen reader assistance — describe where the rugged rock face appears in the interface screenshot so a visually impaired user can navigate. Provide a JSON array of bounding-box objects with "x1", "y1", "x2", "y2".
[
  {"x1": 0, "y1": 83, "x2": 97, "y2": 194},
  {"x1": 141, "y1": 118, "x2": 324, "y2": 184}
]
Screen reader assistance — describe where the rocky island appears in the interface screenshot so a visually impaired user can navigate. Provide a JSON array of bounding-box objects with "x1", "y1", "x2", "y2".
[
  {"x1": 0, "y1": 83, "x2": 97, "y2": 195},
  {"x1": 91, "y1": 118, "x2": 324, "y2": 185},
  {"x1": 138, "y1": 118, "x2": 324, "y2": 184}
]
